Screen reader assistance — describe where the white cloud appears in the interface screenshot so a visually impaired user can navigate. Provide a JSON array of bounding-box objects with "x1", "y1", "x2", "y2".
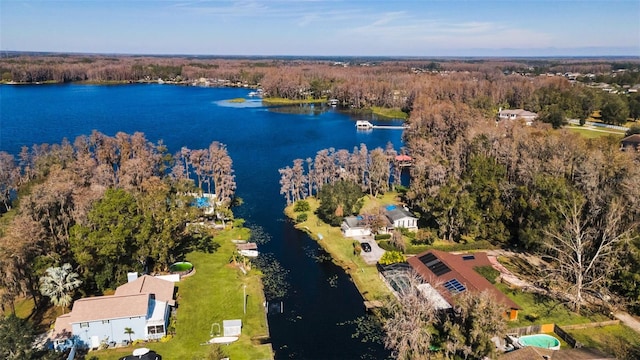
[{"x1": 344, "y1": 13, "x2": 553, "y2": 50}]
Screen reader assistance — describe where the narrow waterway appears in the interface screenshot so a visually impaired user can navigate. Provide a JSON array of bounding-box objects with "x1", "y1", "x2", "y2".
[{"x1": 0, "y1": 84, "x2": 402, "y2": 359}]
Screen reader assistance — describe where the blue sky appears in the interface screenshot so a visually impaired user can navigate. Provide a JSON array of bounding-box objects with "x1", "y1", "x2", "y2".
[{"x1": 1, "y1": 0, "x2": 639, "y2": 57}]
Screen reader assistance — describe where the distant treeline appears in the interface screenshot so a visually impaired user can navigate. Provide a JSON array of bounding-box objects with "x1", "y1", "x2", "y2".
[{"x1": 2, "y1": 54, "x2": 639, "y2": 125}]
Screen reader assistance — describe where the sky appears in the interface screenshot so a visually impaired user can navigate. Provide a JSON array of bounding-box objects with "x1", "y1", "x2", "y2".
[{"x1": 1, "y1": 0, "x2": 639, "y2": 57}]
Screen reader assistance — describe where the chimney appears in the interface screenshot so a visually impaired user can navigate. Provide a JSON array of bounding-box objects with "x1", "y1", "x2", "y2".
[{"x1": 127, "y1": 272, "x2": 138, "y2": 283}]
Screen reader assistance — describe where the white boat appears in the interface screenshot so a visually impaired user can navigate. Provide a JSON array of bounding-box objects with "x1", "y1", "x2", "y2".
[
  {"x1": 208, "y1": 336, "x2": 239, "y2": 344},
  {"x1": 132, "y1": 348, "x2": 151, "y2": 356},
  {"x1": 356, "y1": 120, "x2": 374, "y2": 129},
  {"x1": 239, "y1": 249, "x2": 259, "y2": 258}
]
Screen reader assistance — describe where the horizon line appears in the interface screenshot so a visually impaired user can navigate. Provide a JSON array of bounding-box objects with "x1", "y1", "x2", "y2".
[{"x1": 2, "y1": 50, "x2": 640, "y2": 61}]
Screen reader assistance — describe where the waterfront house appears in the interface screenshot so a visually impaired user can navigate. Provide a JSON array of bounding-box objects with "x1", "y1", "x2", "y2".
[
  {"x1": 384, "y1": 205, "x2": 418, "y2": 232},
  {"x1": 341, "y1": 215, "x2": 372, "y2": 237},
  {"x1": 52, "y1": 275, "x2": 175, "y2": 349},
  {"x1": 407, "y1": 250, "x2": 520, "y2": 320},
  {"x1": 498, "y1": 108, "x2": 538, "y2": 125},
  {"x1": 115, "y1": 274, "x2": 176, "y2": 306}
]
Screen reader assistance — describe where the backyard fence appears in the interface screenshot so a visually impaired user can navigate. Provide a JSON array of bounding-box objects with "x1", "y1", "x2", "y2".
[{"x1": 507, "y1": 320, "x2": 621, "y2": 349}]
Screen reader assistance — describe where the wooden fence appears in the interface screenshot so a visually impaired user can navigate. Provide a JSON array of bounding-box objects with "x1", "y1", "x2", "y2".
[{"x1": 507, "y1": 320, "x2": 620, "y2": 349}]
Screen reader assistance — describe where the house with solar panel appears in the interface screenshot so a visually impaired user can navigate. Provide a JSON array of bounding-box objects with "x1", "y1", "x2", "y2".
[{"x1": 406, "y1": 249, "x2": 520, "y2": 320}]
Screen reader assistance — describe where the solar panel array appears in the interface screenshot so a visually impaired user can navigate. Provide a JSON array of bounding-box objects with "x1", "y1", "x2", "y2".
[
  {"x1": 462, "y1": 255, "x2": 475, "y2": 261},
  {"x1": 444, "y1": 279, "x2": 466, "y2": 294},
  {"x1": 418, "y1": 253, "x2": 451, "y2": 276}
]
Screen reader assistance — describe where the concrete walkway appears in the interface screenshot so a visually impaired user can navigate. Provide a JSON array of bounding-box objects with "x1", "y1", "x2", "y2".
[{"x1": 613, "y1": 312, "x2": 640, "y2": 334}]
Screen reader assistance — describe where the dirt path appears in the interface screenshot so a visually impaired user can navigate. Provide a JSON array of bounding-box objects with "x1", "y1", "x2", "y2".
[
  {"x1": 488, "y1": 250, "x2": 640, "y2": 335},
  {"x1": 613, "y1": 312, "x2": 640, "y2": 334},
  {"x1": 486, "y1": 250, "x2": 538, "y2": 289}
]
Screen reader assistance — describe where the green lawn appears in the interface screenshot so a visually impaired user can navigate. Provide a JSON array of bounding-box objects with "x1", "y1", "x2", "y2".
[
  {"x1": 495, "y1": 283, "x2": 608, "y2": 328},
  {"x1": 261, "y1": 97, "x2": 327, "y2": 105},
  {"x1": 285, "y1": 197, "x2": 393, "y2": 302},
  {"x1": 568, "y1": 324, "x2": 640, "y2": 356},
  {"x1": 370, "y1": 106, "x2": 409, "y2": 120},
  {"x1": 565, "y1": 125, "x2": 625, "y2": 139},
  {"x1": 92, "y1": 227, "x2": 273, "y2": 360}
]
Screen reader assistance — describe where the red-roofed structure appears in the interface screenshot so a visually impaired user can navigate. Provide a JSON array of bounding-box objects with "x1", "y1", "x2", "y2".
[
  {"x1": 407, "y1": 250, "x2": 520, "y2": 320},
  {"x1": 395, "y1": 154, "x2": 412, "y2": 162},
  {"x1": 394, "y1": 154, "x2": 413, "y2": 167}
]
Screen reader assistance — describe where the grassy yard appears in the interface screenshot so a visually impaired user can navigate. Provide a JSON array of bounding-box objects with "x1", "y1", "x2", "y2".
[
  {"x1": 91, "y1": 227, "x2": 273, "y2": 360},
  {"x1": 370, "y1": 106, "x2": 409, "y2": 120},
  {"x1": 261, "y1": 97, "x2": 327, "y2": 105},
  {"x1": 495, "y1": 283, "x2": 608, "y2": 328},
  {"x1": 565, "y1": 125, "x2": 625, "y2": 139},
  {"x1": 285, "y1": 197, "x2": 393, "y2": 302},
  {"x1": 568, "y1": 324, "x2": 640, "y2": 356}
]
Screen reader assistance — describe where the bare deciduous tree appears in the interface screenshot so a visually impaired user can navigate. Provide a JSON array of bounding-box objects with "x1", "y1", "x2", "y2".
[
  {"x1": 383, "y1": 272, "x2": 437, "y2": 360},
  {"x1": 545, "y1": 197, "x2": 636, "y2": 313}
]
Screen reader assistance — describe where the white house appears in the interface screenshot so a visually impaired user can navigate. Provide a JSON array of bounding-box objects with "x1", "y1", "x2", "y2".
[
  {"x1": 52, "y1": 275, "x2": 175, "y2": 349},
  {"x1": 341, "y1": 216, "x2": 371, "y2": 237},
  {"x1": 384, "y1": 206, "x2": 418, "y2": 231},
  {"x1": 498, "y1": 108, "x2": 537, "y2": 125}
]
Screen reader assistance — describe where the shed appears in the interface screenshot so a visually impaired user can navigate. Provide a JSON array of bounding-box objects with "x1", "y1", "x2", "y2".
[{"x1": 223, "y1": 319, "x2": 242, "y2": 337}]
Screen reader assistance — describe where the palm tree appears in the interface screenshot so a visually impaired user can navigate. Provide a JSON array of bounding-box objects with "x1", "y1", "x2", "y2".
[
  {"x1": 124, "y1": 327, "x2": 134, "y2": 342},
  {"x1": 39, "y1": 263, "x2": 82, "y2": 313}
]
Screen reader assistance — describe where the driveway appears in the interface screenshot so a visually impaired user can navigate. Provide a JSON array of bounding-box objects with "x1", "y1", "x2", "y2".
[{"x1": 354, "y1": 235, "x2": 385, "y2": 265}]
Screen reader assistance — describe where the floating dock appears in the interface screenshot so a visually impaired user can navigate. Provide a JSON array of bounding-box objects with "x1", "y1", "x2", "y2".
[{"x1": 355, "y1": 120, "x2": 408, "y2": 130}]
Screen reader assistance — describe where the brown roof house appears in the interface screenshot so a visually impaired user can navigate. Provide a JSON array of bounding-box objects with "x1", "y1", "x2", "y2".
[
  {"x1": 500, "y1": 346, "x2": 615, "y2": 360},
  {"x1": 407, "y1": 250, "x2": 521, "y2": 320},
  {"x1": 52, "y1": 274, "x2": 175, "y2": 350},
  {"x1": 498, "y1": 108, "x2": 538, "y2": 126},
  {"x1": 621, "y1": 134, "x2": 640, "y2": 151}
]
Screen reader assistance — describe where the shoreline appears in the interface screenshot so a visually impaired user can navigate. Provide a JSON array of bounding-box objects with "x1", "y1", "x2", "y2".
[{"x1": 283, "y1": 198, "x2": 393, "y2": 305}]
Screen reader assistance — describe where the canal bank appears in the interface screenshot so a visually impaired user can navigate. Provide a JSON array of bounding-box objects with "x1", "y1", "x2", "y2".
[
  {"x1": 2, "y1": 84, "x2": 401, "y2": 360},
  {"x1": 283, "y1": 198, "x2": 394, "y2": 304}
]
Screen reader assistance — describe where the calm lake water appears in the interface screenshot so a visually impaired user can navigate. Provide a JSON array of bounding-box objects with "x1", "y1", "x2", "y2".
[{"x1": 0, "y1": 84, "x2": 404, "y2": 359}]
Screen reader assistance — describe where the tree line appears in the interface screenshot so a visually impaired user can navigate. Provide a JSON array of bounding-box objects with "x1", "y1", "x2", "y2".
[
  {"x1": 0, "y1": 131, "x2": 235, "y2": 312},
  {"x1": 403, "y1": 96, "x2": 640, "y2": 312},
  {"x1": 2, "y1": 55, "x2": 639, "y2": 125},
  {"x1": 279, "y1": 143, "x2": 404, "y2": 206}
]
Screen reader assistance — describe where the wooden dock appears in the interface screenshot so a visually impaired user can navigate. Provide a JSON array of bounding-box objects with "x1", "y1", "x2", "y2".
[
  {"x1": 364, "y1": 300, "x2": 384, "y2": 310},
  {"x1": 372, "y1": 125, "x2": 409, "y2": 130}
]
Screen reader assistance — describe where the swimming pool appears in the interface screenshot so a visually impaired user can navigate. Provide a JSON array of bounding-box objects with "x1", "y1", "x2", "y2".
[{"x1": 518, "y1": 334, "x2": 561, "y2": 350}]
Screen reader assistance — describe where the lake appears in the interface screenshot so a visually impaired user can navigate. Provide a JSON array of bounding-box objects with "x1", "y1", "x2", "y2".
[{"x1": 0, "y1": 84, "x2": 404, "y2": 359}]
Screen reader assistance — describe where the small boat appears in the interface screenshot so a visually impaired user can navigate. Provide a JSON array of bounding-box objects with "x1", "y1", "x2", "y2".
[
  {"x1": 328, "y1": 99, "x2": 339, "y2": 106},
  {"x1": 356, "y1": 120, "x2": 374, "y2": 129},
  {"x1": 208, "y1": 336, "x2": 239, "y2": 344},
  {"x1": 239, "y1": 249, "x2": 259, "y2": 258}
]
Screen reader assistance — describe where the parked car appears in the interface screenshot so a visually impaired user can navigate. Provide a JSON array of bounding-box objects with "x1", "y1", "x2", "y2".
[{"x1": 361, "y1": 242, "x2": 372, "y2": 252}]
